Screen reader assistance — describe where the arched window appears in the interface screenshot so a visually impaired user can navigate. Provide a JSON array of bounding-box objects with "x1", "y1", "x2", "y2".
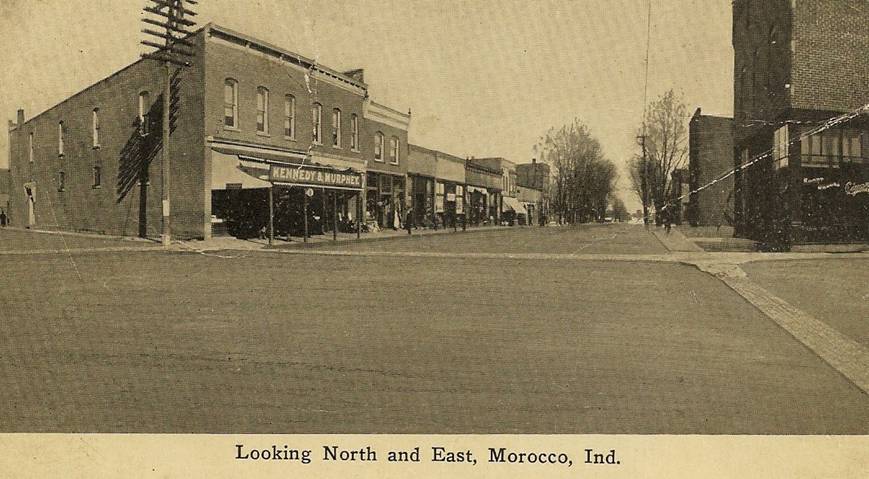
[
  {"x1": 374, "y1": 131, "x2": 384, "y2": 161},
  {"x1": 224, "y1": 79, "x2": 238, "y2": 128},
  {"x1": 138, "y1": 91, "x2": 151, "y2": 136},
  {"x1": 256, "y1": 86, "x2": 269, "y2": 133},
  {"x1": 350, "y1": 114, "x2": 359, "y2": 151},
  {"x1": 312, "y1": 103, "x2": 323, "y2": 144},
  {"x1": 284, "y1": 95, "x2": 295, "y2": 139},
  {"x1": 332, "y1": 108, "x2": 342, "y2": 147},
  {"x1": 389, "y1": 136, "x2": 399, "y2": 164},
  {"x1": 92, "y1": 108, "x2": 100, "y2": 148}
]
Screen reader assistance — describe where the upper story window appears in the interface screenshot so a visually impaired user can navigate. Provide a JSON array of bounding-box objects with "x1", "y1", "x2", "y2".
[
  {"x1": 256, "y1": 86, "x2": 269, "y2": 134},
  {"x1": 374, "y1": 131, "x2": 384, "y2": 161},
  {"x1": 312, "y1": 103, "x2": 323, "y2": 144},
  {"x1": 93, "y1": 165, "x2": 102, "y2": 188},
  {"x1": 92, "y1": 108, "x2": 101, "y2": 148},
  {"x1": 58, "y1": 121, "x2": 64, "y2": 157},
  {"x1": 138, "y1": 91, "x2": 151, "y2": 136},
  {"x1": 28, "y1": 132, "x2": 34, "y2": 163},
  {"x1": 389, "y1": 136, "x2": 399, "y2": 164},
  {"x1": 224, "y1": 79, "x2": 238, "y2": 129},
  {"x1": 284, "y1": 95, "x2": 296, "y2": 139},
  {"x1": 332, "y1": 109, "x2": 342, "y2": 148},
  {"x1": 350, "y1": 114, "x2": 359, "y2": 151}
]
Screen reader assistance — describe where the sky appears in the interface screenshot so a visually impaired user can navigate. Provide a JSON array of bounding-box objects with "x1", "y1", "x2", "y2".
[{"x1": 0, "y1": 0, "x2": 734, "y2": 210}]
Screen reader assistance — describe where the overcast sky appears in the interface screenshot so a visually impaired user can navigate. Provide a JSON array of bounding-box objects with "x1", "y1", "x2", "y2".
[{"x1": 0, "y1": 0, "x2": 733, "y2": 210}]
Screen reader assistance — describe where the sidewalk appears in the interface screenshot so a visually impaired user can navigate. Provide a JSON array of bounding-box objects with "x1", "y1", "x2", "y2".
[
  {"x1": 184, "y1": 224, "x2": 513, "y2": 251},
  {"x1": 649, "y1": 225, "x2": 705, "y2": 253}
]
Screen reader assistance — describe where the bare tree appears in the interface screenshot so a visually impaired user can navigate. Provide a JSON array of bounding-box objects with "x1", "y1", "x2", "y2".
[
  {"x1": 536, "y1": 118, "x2": 617, "y2": 224},
  {"x1": 631, "y1": 89, "x2": 688, "y2": 224}
]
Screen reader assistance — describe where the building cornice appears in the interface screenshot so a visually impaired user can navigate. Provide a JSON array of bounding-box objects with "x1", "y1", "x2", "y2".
[
  {"x1": 205, "y1": 24, "x2": 368, "y2": 97},
  {"x1": 363, "y1": 99, "x2": 411, "y2": 131}
]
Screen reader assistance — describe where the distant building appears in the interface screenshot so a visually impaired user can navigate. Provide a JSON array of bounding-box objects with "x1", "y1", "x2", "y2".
[
  {"x1": 0, "y1": 168, "x2": 9, "y2": 218},
  {"x1": 669, "y1": 168, "x2": 690, "y2": 225},
  {"x1": 688, "y1": 109, "x2": 734, "y2": 227},
  {"x1": 732, "y1": 0, "x2": 869, "y2": 246},
  {"x1": 472, "y1": 157, "x2": 523, "y2": 225},
  {"x1": 516, "y1": 158, "x2": 550, "y2": 223}
]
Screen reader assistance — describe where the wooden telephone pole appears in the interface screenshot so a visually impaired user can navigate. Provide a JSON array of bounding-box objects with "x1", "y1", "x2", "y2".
[{"x1": 140, "y1": 0, "x2": 197, "y2": 247}]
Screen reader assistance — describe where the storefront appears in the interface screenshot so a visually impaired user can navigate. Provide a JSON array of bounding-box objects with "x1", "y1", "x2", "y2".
[
  {"x1": 408, "y1": 174, "x2": 435, "y2": 228},
  {"x1": 210, "y1": 147, "x2": 364, "y2": 241},
  {"x1": 501, "y1": 196, "x2": 527, "y2": 226},
  {"x1": 465, "y1": 160, "x2": 502, "y2": 226},
  {"x1": 365, "y1": 171, "x2": 406, "y2": 231},
  {"x1": 517, "y1": 185, "x2": 542, "y2": 226}
]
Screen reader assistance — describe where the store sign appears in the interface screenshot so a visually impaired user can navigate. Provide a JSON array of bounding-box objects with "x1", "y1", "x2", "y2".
[
  {"x1": 446, "y1": 193, "x2": 456, "y2": 202},
  {"x1": 270, "y1": 165, "x2": 362, "y2": 189},
  {"x1": 845, "y1": 181, "x2": 869, "y2": 196}
]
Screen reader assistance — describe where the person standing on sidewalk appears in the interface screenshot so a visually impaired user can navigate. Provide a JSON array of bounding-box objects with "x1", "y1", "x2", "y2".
[
  {"x1": 662, "y1": 205, "x2": 673, "y2": 234},
  {"x1": 0, "y1": 209, "x2": 7, "y2": 227}
]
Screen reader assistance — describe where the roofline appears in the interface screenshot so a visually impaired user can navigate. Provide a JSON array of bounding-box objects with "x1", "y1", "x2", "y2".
[
  {"x1": 205, "y1": 23, "x2": 368, "y2": 91},
  {"x1": 408, "y1": 144, "x2": 465, "y2": 163},
  {"x1": 12, "y1": 25, "x2": 209, "y2": 130}
]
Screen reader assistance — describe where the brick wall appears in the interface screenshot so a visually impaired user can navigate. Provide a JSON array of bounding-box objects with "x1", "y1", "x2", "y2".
[
  {"x1": 688, "y1": 113, "x2": 734, "y2": 226},
  {"x1": 791, "y1": 0, "x2": 869, "y2": 113},
  {"x1": 362, "y1": 117, "x2": 408, "y2": 177},
  {"x1": 7, "y1": 32, "x2": 207, "y2": 238}
]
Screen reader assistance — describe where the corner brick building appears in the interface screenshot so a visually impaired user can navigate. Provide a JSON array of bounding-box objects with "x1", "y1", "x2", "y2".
[
  {"x1": 688, "y1": 109, "x2": 734, "y2": 227},
  {"x1": 732, "y1": 0, "x2": 869, "y2": 246},
  {"x1": 6, "y1": 24, "x2": 410, "y2": 239}
]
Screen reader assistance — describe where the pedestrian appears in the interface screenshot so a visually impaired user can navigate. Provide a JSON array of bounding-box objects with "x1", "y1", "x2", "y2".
[
  {"x1": 663, "y1": 205, "x2": 672, "y2": 234},
  {"x1": 0, "y1": 209, "x2": 6, "y2": 227}
]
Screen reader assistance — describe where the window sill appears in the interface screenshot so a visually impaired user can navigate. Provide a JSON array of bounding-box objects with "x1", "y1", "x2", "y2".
[
  {"x1": 332, "y1": 146, "x2": 342, "y2": 150},
  {"x1": 283, "y1": 136, "x2": 297, "y2": 142},
  {"x1": 223, "y1": 126, "x2": 241, "y2": 132},
  {"x1": 373, "y1": 158, "x2": 384, "y2": 163},
  {"x1": 389, "y1": 162, "x2": 399, "y2": 166},
  {"x1": 256, "y1": 132, "x2": 271, "y2": 138},
  {"x1": 58, "y1": 154, "x2": 64, "y2": 159},
  {"x1": 92, "y1": 185, "x2": 102, "y2": 190},
  {"x1": 93, "y1": 145, "x2": 101, "y2": 150}
]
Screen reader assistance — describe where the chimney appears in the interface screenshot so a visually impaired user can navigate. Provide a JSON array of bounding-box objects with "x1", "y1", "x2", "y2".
[
  {"x1": 532, "y1": 157, "x2": 536, "y2": 164},
  {"x1": 342, "y1": 68, "x2": 365, "y2": 83},
  {"x1": 17, "y1": 109, "x2": 25, "y2": 126}
]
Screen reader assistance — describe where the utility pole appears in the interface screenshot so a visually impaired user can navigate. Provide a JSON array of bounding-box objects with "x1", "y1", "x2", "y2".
[
  {"x1": 141, "y1": 0, "x2": 197, "y2": 247},
  {"x1": 638, "y1": 134, "x2": 649, "y2": 226}
]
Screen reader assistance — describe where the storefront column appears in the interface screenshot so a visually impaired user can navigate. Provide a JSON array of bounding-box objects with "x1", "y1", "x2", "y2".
[
  {"x1": 332, "y1": 190, "x2": 338, "y2": 241},
  {"x1": 268, "y1": 186, "x2": 274, "y2": 246}
]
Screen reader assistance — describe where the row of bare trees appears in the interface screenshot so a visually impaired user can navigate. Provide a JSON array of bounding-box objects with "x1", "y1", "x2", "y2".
[
  {"x1": 535, "y1": 118, "x2": 618, "y2": 224},
  {"x1": 629, "y1": 89, "x2": 689, "y2": 224}
]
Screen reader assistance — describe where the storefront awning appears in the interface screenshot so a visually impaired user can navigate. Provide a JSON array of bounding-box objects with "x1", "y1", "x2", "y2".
[
  {"x1": 211, "y1": 151, "x2": 272, "y2": 190},
  {"x1": 502, "y1": 196, "x2": 528, "y2": 216}
]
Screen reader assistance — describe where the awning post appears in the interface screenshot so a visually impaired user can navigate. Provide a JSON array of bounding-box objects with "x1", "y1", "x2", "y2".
[
  {"x1": 268, "y1": 185, "x2": 274, "y2": 246},
  {"x1": 303, "y1": 191, "x2": 309, "y2": 243},
  {"x1": 356, "y1": 192, "x2": 361, "y2": 239},
  {"x1": 332, "y1": 190, "x2": 338, "y2": 241}
]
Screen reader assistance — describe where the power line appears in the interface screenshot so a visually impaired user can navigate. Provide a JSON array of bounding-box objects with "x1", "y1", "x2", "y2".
[{"x1": 674, "y1": 102, "x2": 869, "y2": 203}]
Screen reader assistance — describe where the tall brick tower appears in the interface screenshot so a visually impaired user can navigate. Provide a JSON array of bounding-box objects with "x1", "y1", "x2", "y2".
[{"x1": 732, "y1": 0, "x2": 869, "y2": 246}]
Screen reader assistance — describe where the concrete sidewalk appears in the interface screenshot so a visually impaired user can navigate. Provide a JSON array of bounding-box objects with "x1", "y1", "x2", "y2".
[
  {"x1": 184, "y1": 224, "x2": 513, "y2": 251},
  {"x1": 650, "y1": 225, "x2": 705, "y2": 252}
]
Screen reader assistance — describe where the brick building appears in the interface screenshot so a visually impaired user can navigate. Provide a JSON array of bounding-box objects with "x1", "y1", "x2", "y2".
[
  {"x1": 0, "y1": 168, "x2": 9, "y2": 220},
  {"x1": 688, "y1": 109, "x2": 734, "y2": 227},
  {"x1": 516, "y1": 158, "x2": 550, "y2": 224},
  {"x1": 6, "y1": 24, "x2": 409, "y2": 239},
  {"x1": 732, "y1": 0, "x2": 869, "y2": 246}
]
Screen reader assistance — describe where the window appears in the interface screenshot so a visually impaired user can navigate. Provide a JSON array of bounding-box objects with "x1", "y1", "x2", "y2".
[
  {"x1": 801, "y1": 129, "x2": 867, "y2": 167},
  {"x1": 312, "y1": 103, "x2": 322, "y2": 144},
  {"x1": 224, "y1": 79, "x2": 238, "y2": 128},
  {"x1": 93, "y1": 166, "x2": 102, "y2": 188},
  {"x1": 374, "y1": 132, "x2": 384, "y2": 161},
  {"x1": 773, "y1": 126, "x2": 789, "y2": 169},
  {"x1": 389, "y1": 136, "x2": 399, "y2": 164},
  {"x1": 138, "y1": 91, "x2": 150, "y2": 136},
  {"x1": 58, "y1": 171, "x2": 65, "y2": 192},
  {"x1": 58, "y1": 121, "x2": 64, "y2": 157},
  {"x1": 332, "y1": 108, "x2": 341, "y2": 147},
  {"x1": 92, "y1": 108, "x2": 101, "y2": 148},
  {"x1": 350, "y1": 114, "x2": 359, "y2": 151},
  {"x1": 256, "y1": 86, "x2": 269, "y2": 133},
  {"x1": 28, "y1": 132, "x2": 33, "y2": 163},
  {"x1": 284, "y1": 95, "x2": 295, "y2": 139}
]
